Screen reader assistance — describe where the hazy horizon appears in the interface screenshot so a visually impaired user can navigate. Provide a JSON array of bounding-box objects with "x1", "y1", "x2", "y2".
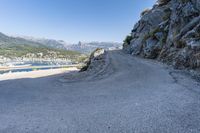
[{"x1": 0, "y1": 0, "x2": 156, "y2": 43}]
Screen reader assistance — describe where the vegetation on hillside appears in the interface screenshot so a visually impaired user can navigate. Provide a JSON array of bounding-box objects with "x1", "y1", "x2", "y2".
[
  {"x1": 0, "y1": 44, "x2": 78, "y2": 56},
  {"x1": 123, "y1": 35, "x2": 133, "y2": 45},
  {"x1": 0, "y1": 32, "x2": 89, "y2": 63}
]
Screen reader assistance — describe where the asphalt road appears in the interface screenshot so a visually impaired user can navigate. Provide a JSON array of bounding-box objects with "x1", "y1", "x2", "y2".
[{"x1": 0, "y1": 50, "x2": 200, "y2": 133}]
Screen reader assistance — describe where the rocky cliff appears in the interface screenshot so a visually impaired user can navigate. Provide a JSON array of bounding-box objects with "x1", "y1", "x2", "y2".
[{"x1": 123, "y1": 0, "x2": 200, "y2": 69}]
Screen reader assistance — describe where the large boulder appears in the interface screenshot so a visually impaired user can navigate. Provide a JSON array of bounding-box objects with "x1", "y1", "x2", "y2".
[{"x1": 80, "y1": 48, "x2": 106, "y2": 72}]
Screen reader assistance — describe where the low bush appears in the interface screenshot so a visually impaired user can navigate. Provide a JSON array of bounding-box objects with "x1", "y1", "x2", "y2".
[{"x1": 123, "y1": 35, "x2": 133, "y2": 45}]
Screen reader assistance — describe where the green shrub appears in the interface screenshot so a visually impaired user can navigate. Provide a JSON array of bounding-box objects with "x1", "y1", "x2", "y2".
[
  {"x1": 123, "y1": 35, "x2": 133, "y2": 45},
  {"x1": 143, "y1": 27, "x2": 161, "y2": 41}
]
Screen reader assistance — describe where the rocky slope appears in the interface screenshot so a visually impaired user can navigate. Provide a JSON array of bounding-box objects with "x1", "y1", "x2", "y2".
[{"x1": 123, "y1": 0, "x2": 200, "y2": 69}]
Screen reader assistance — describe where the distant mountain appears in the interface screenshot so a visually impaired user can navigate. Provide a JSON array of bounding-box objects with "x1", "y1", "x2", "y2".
[
  {"x1": 14, "y1": 35, "x2": 122, "y2": 54},
  {"x1": 0, "y1": 32, "x2": 121, "y2": 65},
  {"x1": 0, "y1": 33, "x2": 122, "y2": 53},
  {"x1": 19, "y1": 36, "x2": 69, "y2": 50},
  {"x1": 0, "y1": 32, "x2": 84, "y2": 63},
  {"x1": 0, "y1": 32, "x2": 44, "y2": 48},
  {"x1": 65, "y1": 41, "x2": 122, "y2": 53}
]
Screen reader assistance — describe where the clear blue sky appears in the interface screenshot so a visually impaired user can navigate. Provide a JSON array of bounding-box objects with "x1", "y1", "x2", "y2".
[{"x1": 0, "y1": 0, "x2": 156, "y2": 43}]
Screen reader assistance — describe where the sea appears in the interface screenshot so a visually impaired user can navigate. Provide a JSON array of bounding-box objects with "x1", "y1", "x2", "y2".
[{"x1": 0, "y1": 61, "x2": 74, "y2": 75}]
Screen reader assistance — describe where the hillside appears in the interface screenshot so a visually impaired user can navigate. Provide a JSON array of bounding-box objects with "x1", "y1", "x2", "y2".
[
  {"x1": 18, "y1": 36, "x2": 68, "y2": 50},
  {"x1": 0, "y1": 32, "x2": 120, "y2": 65},
  {"x1": 0, "y1": 32, "x2": 43, "y2": 48},
  {"x1": 123, "y1": 0, "x2": 200, "y2": 69},
  {"x1": 0, "y1": 32, "x2": 85, "y2": 64}
]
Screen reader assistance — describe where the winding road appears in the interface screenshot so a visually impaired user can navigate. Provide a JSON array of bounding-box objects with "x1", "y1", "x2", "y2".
[{"x1": 0, "y1": 50, "x2": 200, "y2": 133}]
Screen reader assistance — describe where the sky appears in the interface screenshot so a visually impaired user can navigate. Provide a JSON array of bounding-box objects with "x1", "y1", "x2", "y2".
[{"x1": 0, "y1": 0, "x2": 156, "y2": 43}]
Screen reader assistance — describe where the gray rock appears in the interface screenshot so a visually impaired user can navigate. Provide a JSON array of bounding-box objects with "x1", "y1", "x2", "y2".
[
  {"x1": 130, "y1": 39, "x2": 143, "y2": 55},
  {"x1": 143, "y1": 38, "x2": 160, "y2": 59},
  {"x1": 191, "y1": 0, "x2": 200, "y2": 11},
  {"x1": 186, "y1": 40, "x2": 200, "y2": 50},
  {"x1": 123, "y1": 0, "x2": 200, "y2": 69},
  {"x1": 80, "y1": 48, "x2": 106, "y2": 72},
  {"x1": 154, "y1": 32, "x2": 164, "y2": 40}
]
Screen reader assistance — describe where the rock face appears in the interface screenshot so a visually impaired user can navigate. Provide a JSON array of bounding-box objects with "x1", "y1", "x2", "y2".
[
  {"x1": 80, "y1": 48, "x2": 106, "y2": 72},
  {"x1": 123, "y1": 0, "x2": 200, "y2": 69}
]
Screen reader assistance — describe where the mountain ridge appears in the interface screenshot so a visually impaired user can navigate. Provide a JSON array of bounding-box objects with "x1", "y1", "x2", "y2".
[{"x1": 10, "y1": 34, "x2": 122, "y2": 53}]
